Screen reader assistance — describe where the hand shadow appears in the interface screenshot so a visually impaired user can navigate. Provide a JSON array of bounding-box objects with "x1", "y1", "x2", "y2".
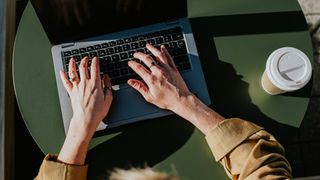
[
  {"x1": 190, "y1": 14, "x2": 311, "y2": 177},
  {"x1": 86, "y1": 12, "x2": 309, "y2": 179},
  {"x1": 86, "y1": 115, "x2": 194, "y2": 179}
]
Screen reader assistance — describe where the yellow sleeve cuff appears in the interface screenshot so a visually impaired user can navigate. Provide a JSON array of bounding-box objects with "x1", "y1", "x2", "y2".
[
  {"x1": 205, "y1": 118, "x2": 263, "y2": 161},
  {"x1": 36, "y1": 154, "x2": 88, "y2": 180}
]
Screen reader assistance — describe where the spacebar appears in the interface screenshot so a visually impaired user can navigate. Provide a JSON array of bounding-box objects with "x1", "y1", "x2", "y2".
[{"x1": 111, "y1": 74, "x2": 141, "y2": 85}]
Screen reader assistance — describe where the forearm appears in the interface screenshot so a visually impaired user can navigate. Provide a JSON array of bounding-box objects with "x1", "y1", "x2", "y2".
[
  {"x1": 58, "y1": 119, "x2": 94, "y2": 165},
  {"x1": 172, "y1": 94, "x2": 224, "y2": 135}
]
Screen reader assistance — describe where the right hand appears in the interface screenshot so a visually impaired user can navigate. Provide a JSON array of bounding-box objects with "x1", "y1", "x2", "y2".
[
  {"x1": 127, "y1": 44, "x2": 192, "y2": 111},
  {"x1": 128, "y1": 44, "x2": 224, "y2": 135}
]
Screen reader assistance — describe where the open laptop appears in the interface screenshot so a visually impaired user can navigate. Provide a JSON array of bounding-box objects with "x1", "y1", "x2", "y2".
[{"x1": 31, "y1": 0, "x2": 211, "y2": 134}]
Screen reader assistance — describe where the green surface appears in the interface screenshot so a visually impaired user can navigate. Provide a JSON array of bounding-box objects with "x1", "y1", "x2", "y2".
[
  {"x1": 13, "y1": 0, "x2": 311, "y2": 179},
  {"x1": 188, "y1": 0, "x2": 301, "y2": 17},
  {"x1": 214, "y1": 32, "x2": 313, "y2": 127},
  {"x1": 13, "y1": 2, "x2": 115, "y2": 154}
]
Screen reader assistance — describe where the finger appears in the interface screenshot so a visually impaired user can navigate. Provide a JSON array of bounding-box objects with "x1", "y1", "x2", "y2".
[
  {"x1": 102, "y1": 75, "x2": 112, "y2": 101},
  {"x1": 128, "y1": 60, "x2": 152, "y2": 82},
  {"x1": 146, "y1": 44, "x2": 167, "y2": 64},
  {"x1": 68, "y1": 58, "x2": 80, "y2": 83},
  {"x1": 59, "y1": 70, "x2": 72, "y2": 93},
  {"x1": 134, "y1": 52, "x2": 161, "y2": 73},
  {"x1": 161, "y1": 45, "x2": 177, "y2": 70},
  {"x1": 90, "y1": 57, "x2": 101, "y2": 82},
  {"x1": 79, "y1": 57, "x2": 89, "y2": 80},
  {"x1": 127, "y1": 79, "x2": 149, "y2": 99}
]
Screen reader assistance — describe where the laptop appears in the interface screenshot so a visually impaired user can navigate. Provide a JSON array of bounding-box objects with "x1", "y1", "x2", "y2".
[{"x1": 31, "y1": 0, "x2": 211, "y2": 134}]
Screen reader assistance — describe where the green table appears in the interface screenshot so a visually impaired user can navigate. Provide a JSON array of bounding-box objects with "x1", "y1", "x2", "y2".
[{"x1": 13, "y1": 0, "x2": 312, "y2": 179}]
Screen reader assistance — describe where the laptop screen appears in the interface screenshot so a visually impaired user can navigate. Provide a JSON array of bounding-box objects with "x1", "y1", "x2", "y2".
[{"x1": 31, "y1": 0, "x2": 187, "y2": 45}]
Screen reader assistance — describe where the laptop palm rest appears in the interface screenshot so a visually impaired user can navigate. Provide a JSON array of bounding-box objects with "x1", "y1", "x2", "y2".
[{"x1": 103, "y1": 85, "x2": 159, "y2": 126}]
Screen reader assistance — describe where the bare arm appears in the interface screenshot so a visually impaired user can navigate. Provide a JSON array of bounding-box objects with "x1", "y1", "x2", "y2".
[{"x1": 129, "y1": 44, "x2": 292, "y2": 179}]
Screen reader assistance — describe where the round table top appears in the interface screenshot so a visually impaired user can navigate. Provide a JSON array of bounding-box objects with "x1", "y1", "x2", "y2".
[{"x1": 13, "y1": 0, "x2": 312, "y2": 179}]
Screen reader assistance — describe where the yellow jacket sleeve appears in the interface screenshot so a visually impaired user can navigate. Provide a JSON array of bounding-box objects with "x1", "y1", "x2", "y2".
[
  {"x1": 34, "y1": 154, "x2": 88, "y2": 180},
  {"x1": 206, "y1": 118, "x2": 292, "y2": 180}
]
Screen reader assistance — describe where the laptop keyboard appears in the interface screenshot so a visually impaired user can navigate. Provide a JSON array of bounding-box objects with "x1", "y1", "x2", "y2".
[{"x1": 61, "y1": 26, "x2": 191, "y2": 85}]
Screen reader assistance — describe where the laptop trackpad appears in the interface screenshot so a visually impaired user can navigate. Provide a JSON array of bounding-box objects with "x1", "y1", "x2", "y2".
[{"x1": 103, "y1": 86, "x2": 159, "y2": 124}]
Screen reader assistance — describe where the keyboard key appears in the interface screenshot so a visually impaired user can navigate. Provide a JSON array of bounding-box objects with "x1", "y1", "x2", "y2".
[
  {"x1": 98, "y1": 50, "x2": 106, "y2": 56},
  {"x1": 89, "y1": 51, "x2": 98, "y2": 58},
  {"x1": 116, "y1": 39, "x2": 124, "y2": 45},
  {"x1": 164, "y1": 35, "x2": 172, "y2": 42},
  {"x1": 120, "y1": 68, "x2": 129, "y2": 75},
  {"x1": 114, "y1": 46, "x2": 123, "y2": 53},
  {"x1": 112, "y1": 54, "x2": 120, "y2": 61},
  {"x1": 102, "y1": 56, "x2": 112, "y2": 62},
  {"x1": 123, "y1": 44, "x2": 131, "y2": 51},
  {"x1": 128, "y1": 51, "x2": 135, "y2": 58},
  {"x1": 71, "y1": 49, "x2": 79, "y2": 55},
  {"x1": 147, "y1": 39, "x2": 155, "y2": 45},
  {"x1": 155, "y1": 37, "x2": 164, "y2": 44},
  {"x1": 172, "y1": 33, "x2": 184, "y2": 40},
  {"x1": 120, "y1": 53, "x2": 128, "y2": 60},
  {"x1": 73, "y1": 55, "x2": 81, "y2": 62},
  {"x1": 131, "y1": 42, "x2": 139, "y2": 49},
  {"x1": 106, "y1": 48, "x2": 114, "y2": 55},
  {"x1": 109, "y1": 41, "x2": 116, "y2": 47},
  {"x1": 174, "y1": 55, "x2": 189, "y2": 63},
  {"x1": 106, "y1": 62, "x2": 114, "y2": 70},
  {"x1": 101, "y1": 43, "x2": 109, "y2": 48},
  {"x1": 111, "y1": 69, "x2": 120, "y2": 78},
  {"x1": 131, "y1": 36, "x2": 138, "y2": 42},
  {"x1": 94, "y1": 44, "x2": 102, "y2": 50},
  {"x1": 63, "y1": 51, "x2": 71, "y2": 57},
  {"x1": 81, "y1": 53, "x2": 89, "y2": 59},
  {"x1": 139, "y1": 41, "x2": 147, "y2": 48},
  {"x1": 114, "y1": 61, "x2": 123, "y2": 69},
  {"x1": 87, "y1": 46, "x2": 94, "y2": 51},
  {"x1": 124, "y1": 38, "x2": 131, "y2": 43},
  {"x1": 64, "y1": 57, "x2": 71, "y2": 64},
  {"x1": 79, "y1": 48, "x2": 87, "y2": 53}
]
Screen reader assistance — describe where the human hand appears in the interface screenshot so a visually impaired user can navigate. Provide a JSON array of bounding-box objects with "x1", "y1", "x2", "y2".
[
  {"x1": 58, "y1": 57, "x2": 112, "y2": 165},
  {"x1": 59, "y1": 57, "x2": 112, "y2": 136},
  {"x1": 127, "y1": 44, "x2": 192, "y2": 111},
  {"x1": 128, "y1": 44, "x2": 224, "y2": 135}
]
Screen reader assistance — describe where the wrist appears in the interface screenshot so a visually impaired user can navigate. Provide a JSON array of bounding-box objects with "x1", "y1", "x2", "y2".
[{"x1": 172, "y1": 94, "x2": 224, "y2": 135}]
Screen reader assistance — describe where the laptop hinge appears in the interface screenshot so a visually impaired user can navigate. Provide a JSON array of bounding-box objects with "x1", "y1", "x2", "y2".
[
  {"x1": 165, "y1": 20, "x2": 180, "y2": 26},
  {"x1": 61, "y1": 43, "x2": 75, "y2": 48}
]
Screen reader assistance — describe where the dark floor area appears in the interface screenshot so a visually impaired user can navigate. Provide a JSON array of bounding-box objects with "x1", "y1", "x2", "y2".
[{"x1": 13, "y1": 0, "x2": 320, "y2": 179}]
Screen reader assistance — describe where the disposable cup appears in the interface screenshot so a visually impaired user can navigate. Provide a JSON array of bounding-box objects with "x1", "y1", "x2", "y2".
[{"x1": 261, "y1": 47, "x2": 312, "y2": 95}]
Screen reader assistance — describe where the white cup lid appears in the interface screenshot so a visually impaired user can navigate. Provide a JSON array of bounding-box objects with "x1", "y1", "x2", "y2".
[{"x1": 266, "y1": 47, "x2": 312, "y2": 91}]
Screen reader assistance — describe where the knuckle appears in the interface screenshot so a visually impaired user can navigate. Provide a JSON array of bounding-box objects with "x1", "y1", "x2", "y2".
[
  {"x1": 136, "y1": 64, "x2": 144, "y2": 71},
  {"x1": 158, "y1": 69, "x2": 165, "y2": 77},
  {"x1": 149, "y1": 75, "x2": 157, "y2": 83}
]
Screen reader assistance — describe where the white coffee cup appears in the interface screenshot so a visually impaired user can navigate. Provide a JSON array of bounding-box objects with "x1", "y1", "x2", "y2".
[{"x1": 261, "y1": 47, "x2": 312, "y2": 95}]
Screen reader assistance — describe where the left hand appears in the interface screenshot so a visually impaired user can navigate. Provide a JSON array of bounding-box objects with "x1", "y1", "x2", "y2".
[
  {"x1": 59, "y1": 57, "x2": 113, "y2": 136},
  {"x1": 58, "y1": 57, "x2": 112, "y2": 165}
]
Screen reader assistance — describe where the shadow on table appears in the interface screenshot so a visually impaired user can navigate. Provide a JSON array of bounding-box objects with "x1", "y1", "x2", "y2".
[
  {"x1": 87, "y1": 12, "x2": 310, "y2": 179},
  {"x1": 190, "y1": 13, "x2": 311, "y2": 177},
  {"x1": 86, "y1": 115, "x2": 194, "y2": 179}
]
